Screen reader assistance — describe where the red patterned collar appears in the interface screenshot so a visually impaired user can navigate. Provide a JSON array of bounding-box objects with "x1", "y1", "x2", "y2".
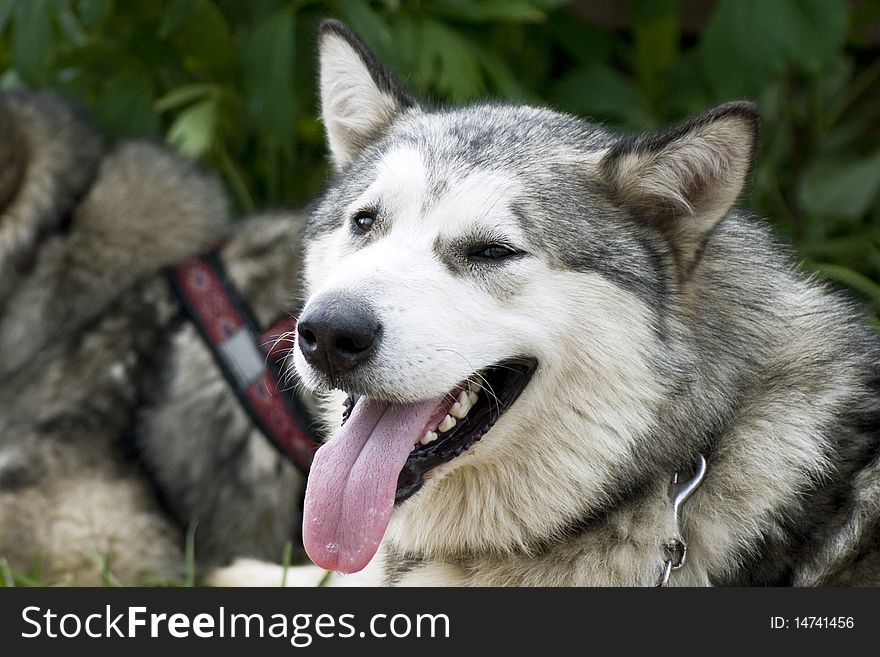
[{"x1": 169, "y1": 252, "x2": 319, "y2": 473}]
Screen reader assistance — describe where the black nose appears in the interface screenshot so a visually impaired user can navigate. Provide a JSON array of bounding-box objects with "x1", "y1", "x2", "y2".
[{"x1": 297, "y1": 294, "x2": 382, "y2": 376}]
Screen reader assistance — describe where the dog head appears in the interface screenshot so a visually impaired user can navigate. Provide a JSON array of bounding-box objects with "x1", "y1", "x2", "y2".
[{"x1": 296, "y1": 20, "x2": 759, "y2": 573}]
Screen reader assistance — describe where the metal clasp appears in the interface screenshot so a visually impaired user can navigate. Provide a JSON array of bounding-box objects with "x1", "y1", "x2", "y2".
[{"x1": 657, "y1": 454, "x2": 706, "y2": 587}]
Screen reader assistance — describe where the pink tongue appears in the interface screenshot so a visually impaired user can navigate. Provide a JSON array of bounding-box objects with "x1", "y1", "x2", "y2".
[{"x1": 302, "y1": 396, "x2": 442, "y2": 573}]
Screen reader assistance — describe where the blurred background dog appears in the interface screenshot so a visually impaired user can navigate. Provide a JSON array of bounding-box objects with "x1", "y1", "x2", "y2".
[{"x1": 0, "y1": 91, "x2": 317, "y2": 584}]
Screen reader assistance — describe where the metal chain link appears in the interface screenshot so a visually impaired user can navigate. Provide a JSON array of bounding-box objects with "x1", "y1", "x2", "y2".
[{"x1": 657, "y1": 455, "x2": 706, "y2": 587}]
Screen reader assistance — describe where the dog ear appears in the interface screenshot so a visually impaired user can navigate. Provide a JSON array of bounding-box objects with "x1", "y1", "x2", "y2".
[
  {"x1": 599, "y1": 101, "x2": 760, "y2": 272},
  {"x1": 318, "y1": 19, "x2": 415, "y2": 170}
]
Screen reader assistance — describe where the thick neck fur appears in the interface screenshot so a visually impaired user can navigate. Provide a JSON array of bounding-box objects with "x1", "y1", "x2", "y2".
[{"x1": 676, "y1": 215, "x2": 878, "y2": 585}]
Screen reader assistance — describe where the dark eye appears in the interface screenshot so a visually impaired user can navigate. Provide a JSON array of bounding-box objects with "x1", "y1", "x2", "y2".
[
  {"x1": 469, "y1": 243, "x2": 520, "y2": 261},
  {"x1": 352, "y1": 210, "x2": 377, "y2": 233}
]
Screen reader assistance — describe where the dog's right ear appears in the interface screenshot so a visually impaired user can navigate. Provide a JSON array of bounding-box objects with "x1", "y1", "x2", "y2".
[{"x1": 318, "y1": 19, "x2": 415, "y2": 170}]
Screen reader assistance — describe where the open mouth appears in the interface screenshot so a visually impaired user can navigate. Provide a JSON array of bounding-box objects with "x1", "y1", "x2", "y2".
[
  {"x1": 392, "y1": 357, "x2": 538, "y2": 502},
  {"x1": 302, "y1": 356, "x2": 537, "y2": 573}
]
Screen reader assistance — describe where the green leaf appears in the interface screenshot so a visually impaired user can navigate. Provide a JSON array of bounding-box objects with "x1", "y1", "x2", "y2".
[
  {"x1": 280, "y1": 541, "x2": 292, "y2": 587},
  {"x1": 170, "y1": 0, "x2": 235, "y2": 76},
  {"x1": 86, "y1": 548, "x2": 122, "y2": 588},
  {"x1": 419, "y1": 19, "x2": 484, "y2": 101},
  {"x1": 799, "y1": 150, "x2": 880, "y2": 220},
  {"x1": 382, "y1": 13, "x2": 419, "y2": 74},
  {"x1": 631, "y1": 0, "x2": 680, "y2": 105},
  {"x1": 167, "y1": 96, "x2": 217, "y2": 157},
  {"x1": 764, "y1": 0, "x2": 849, "y2": 74},
  {"x1": 545, "y1": 11, "x2": 615, "y2": 66},
  {"x1": 851, "y1": 0, "x2": 880, "y2": 47},
  {"x1": 57, "y1": 1, "x2": 88, "y2": 46},
  {"x1": 818, "y1": 107, "x2": 880, "y2": 156},
  {"x1": 531, "y1": 0, "x2": 571, "y2": 10},
  {"x1": 0, "y1": 0, "x2": 16, "y2": 34},
  {"x1": 184, "y1": 521, "x2": 197, "y2": 587},
  {"x1": 12, "y1": 0, "x2": 53, "y2": 85},
  {"x1": 0, "y1": 557, "x2": 15, "y2": 588},
  {"x1": 700, "y1": 0, "x2": 787, "y2": 98},
  {"x1": 660, "y1": 49, "x2": 712, "y2": 118},
  {"x1": 0, "y1": 69, "x2": 24, "y2": 90},
  {"x1": 78, "y1": 0, "x2": 114, "y2": 27},
  {"x1": 429, "y1": 0, "x2": 549, "y2": 23},
  {"x1": 700, "y1": 0, "x2": 850, "y2": 98},
  {"x1": 215, "y1": 143, "x2": 255, "y2": 213},
  {"x1": 159, "y1": 0, "x2": 199, "y2": 38},
  {"x1": 91, "y1": 75, "x2": 160, "y2": 137},
  {"x1": 478, "y1": 47, "x2": 530, "y2": 100},
  {"x1": 155, "y1": 83, "x2": 217, "y2": 113},
  {"x1": 552, "y1": 64, "x2": 643, "y2": 122},
  {"x1": 241, "y1": 5, "x2": 296, "y2": 144}
]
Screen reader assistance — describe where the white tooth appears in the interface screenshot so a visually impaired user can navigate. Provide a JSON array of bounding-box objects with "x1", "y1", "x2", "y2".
[
  {"x1": 438, "y1": 415, "x2": 456, "y2": 432},
  {"x1": 449, "y1": 402, "x2": 466, "y2": 419},
  {"x1": 419, "y1": 431, "x2": 438, "y2": 446},
  {"x1": 451, "y1": 390, "x2": 473, "y2": 418},
  {"x1": 467, "y1": 390, "x2": 478, "y2": 406}
]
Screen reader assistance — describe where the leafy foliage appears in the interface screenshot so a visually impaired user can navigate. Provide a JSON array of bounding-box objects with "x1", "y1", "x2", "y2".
[{"x1": 0, "y1": 0, "x2": 878, "y2": 323}]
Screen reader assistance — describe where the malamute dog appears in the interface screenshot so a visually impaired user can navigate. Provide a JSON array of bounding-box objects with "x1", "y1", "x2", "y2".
[{"x1": 216, "y1": 20, "x2": 880, "y2": 587}]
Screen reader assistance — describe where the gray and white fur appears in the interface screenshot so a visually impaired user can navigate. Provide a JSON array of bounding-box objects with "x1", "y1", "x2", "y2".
[{"x1": 214, "y1": 21, "x2": 880, "y2": 587}]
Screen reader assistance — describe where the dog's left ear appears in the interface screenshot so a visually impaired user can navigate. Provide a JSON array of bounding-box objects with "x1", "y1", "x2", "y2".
[
  {"x1": 318, "y1": 19, "x2": 415, "y2": 170},
  {"x1": 599, "y1": 101, "x2": 759, "y2": 272}
]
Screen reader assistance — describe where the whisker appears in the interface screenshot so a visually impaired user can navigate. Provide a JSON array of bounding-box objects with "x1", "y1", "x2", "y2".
[
  {"x1": 432, "y1": 346, "x2": 503, "y2": 417},
  {"x1": 260, "y1": 331, "x2": 297, "y2": 369}
]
